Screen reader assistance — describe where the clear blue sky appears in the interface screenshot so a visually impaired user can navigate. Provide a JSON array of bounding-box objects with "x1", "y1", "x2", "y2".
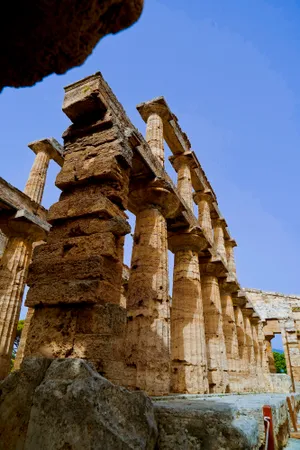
[{"x1": 1, "y1": 0, "x2": 300, "y2": 349}]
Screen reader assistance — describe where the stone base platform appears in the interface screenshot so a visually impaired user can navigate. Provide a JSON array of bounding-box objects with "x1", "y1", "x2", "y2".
[{"x1": 153, "y1": 393, "x2": 300, "y2": 449}]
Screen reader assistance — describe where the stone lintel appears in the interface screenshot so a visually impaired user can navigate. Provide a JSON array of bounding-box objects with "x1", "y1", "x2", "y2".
[
  {"x1": 0, "y1": 209, "x2": 50, "y2": 240},
  {"x1": 28, "y1": 138, "x2": 64, "y2": 167},
  {"x1": 190, "y1": 152, "x2": 216, "y2": 198},
  {"x1": 0, "y1": 177, "x2": 47, "y2": 222},
  {"x1": 63, "y1": 73, "x2": 108, "y2": 124}
]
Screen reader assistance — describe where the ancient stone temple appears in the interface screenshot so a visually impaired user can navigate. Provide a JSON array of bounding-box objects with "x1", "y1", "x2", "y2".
[
  {"x1": 2, "y1": 72, "x2": 300, "y2": 450},
  {"x1": 0, "y1": 71, "x2": 276, "y2": 396}
]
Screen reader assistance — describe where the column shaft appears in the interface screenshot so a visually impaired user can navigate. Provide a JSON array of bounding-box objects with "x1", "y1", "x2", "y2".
[
  {"x1": 14, "y1": 307, "x2": 34, "y2": 370},
  {"x1": 177, "y1": 162, "x2": 193, "y2": 211},
  {"x1": 234, "y1": 306, "x2": 249, "y2": 391},
  {"x1": 220, "y1": 291, "x2": 241, "y2": 392},
  {"x1": 244, "y1": 316, "x2": 257, "y2": 391},
  {"x1": 24, "y1": 150, "x2": 50, "y2": 203},
  {"x1": 146, "y1": 113, "x2": 164, "y2": 166},
  {"x1": 126, "y1": 207, "x2": 170, "y2": 395},
  {"x1": 201, "y1": 274, "x2": 229, "y2": 393},
  {"x1": 226, "y1": 242, "x2": 237, "y2": 275},
  {"x1": 196, "y1": 196, "x2": 213, "y2": 243},
  {"x1": 171, "y1": 249, "x2": 208, "y2": 393},
  {"x1": 0, "y1": 237, "x2": 32, "y2": 379},
  {"x1": 213, "y1": 222, "x2": 227, "y2": 263}
]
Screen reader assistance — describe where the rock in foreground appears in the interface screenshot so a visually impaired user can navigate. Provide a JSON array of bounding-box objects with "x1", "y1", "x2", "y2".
[{"x1": 0, "y1": 358, "x2": 157, "y2": 450}]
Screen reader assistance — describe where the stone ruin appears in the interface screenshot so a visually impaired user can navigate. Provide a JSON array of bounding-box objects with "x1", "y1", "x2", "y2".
[{"x1": 1, "y1": 72, "x2": 300, "y2": 449}]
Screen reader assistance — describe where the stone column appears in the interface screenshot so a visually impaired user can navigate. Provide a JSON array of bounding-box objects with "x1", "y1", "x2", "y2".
[
  {"x1": 13, "y1": 306, "x2": 34, "y2": 370},
  {"x1": 145, "y1": 113, "x2": 164, "y2": 166},
  {"x1": 225, "y1": 239, "x2": 237, "y2": 276},
  {"x1": 280, "y1": 320, "x2": 300, "y2": 386},
  {"x1": 0, "y1": 231, "x2": 7, "y2": 259},
  {"x1": 168, "y1": 152, "x2": 208, "y2": 393},
  {"x1": 24, "y1": 138, "x2": 63, "y2": 204},
  {"x1": 220, "y1": 285, "x2": 242, "y2": 392},
  {"x1": 251, "y1": 320, "x2": 263, "y2": 390},
  {"x1": 201, "y1": 266, "x2": 229, "y2": 393},
  {"x1": 234, "y1": 305, "x2": 249, "y2": 392},
  {"x1": 193, "y1": 191, "x2": 214, "y2": 244},
  {"x1": 213, "y1": 218, "x2": 227, "y2": 264},
  {"x1": 126, "y1": 201, "x2": 170, "y2": 395},
  {"x1": 0, "y1": 236, "x2": 33, "y2": 378},
  {"x1": 0, "y1": 139, "x2": 62, "y2": 379},
  {"x1": 243, "y1": 313, "x2": 257, "y2": 391},
  {"x1": 265, "y1": 335, "x2": 276, "y2": 373}
]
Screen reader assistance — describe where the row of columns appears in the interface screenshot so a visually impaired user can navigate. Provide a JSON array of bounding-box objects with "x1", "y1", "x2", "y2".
[
  {"x1": 0, "y1": 139, "x2": 63, "y2": 379},
  {"x1": 124, "y1": 105, "x2": 270, "y2": 395}
]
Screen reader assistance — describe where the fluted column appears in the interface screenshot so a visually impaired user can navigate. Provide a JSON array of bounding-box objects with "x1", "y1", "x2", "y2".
[
  {"x1": 220, "y1": 287, "x2": 242, "y2": 392},
  {"x1": 13, "y1": 306, "x2": 34, "y2": 370},
  {"x1": 213, "y1": 218, "x2": 227, "y2": 263},
  {"x1": 225, "y1": 239, "x2": 237, "y2": 275},
  {"x1": 234, "y1": 306, "x2": 249, "y2": 391},
  {"x1": 201, "y1": 270, "x2": 229, "y2": 393},
  {"x1": 244, "y1": 314, "x2": 257, "y2": 391},
  {"x1": 0, "y1": 237, "x2": 32, "y2": 378},
  {"x1": 24, "y1": 150, "x2": 50, "y2": 203},
  {"x1": 251, "y1": 321, "x2": 262, "y2": 389},
  {"x1": 170, "y1": 152, "x2": 194, "y2": 211},
  {"x1": 146, "y1": 113, "x2": 164, "y2": 166},
  {"x1": 193, "y1": 191, "x2": 214, "y2": 243},
  {"x1": 126, "y1": 205, "x2": 170, "y2": 395}
]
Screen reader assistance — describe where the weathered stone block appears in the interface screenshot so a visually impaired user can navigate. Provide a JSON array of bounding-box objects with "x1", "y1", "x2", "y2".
[
  {"x1": 0, "y1": 358, "x2": 52, "y2": 450},
  {"x1": 0, "y1": 358, "x2": 157, "y2": 450},
  {"x1": 25, "y1": 279, "x2": 121, "y2": 307},
  {"x1": 33, "y1": 232, "x2": 119, "y2": 262},
  {"x1": 48, "y1": 191, "x2": 126, "y2": 223},
  {"x1": 56, "y1": 140, "x2": 132, "y2": 190}
]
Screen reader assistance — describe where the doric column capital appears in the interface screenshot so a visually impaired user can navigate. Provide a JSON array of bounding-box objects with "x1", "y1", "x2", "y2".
[
  {"x1": 225, "y1": 238, "x2": 237, "y2": 249},
  {"x1": 137, "y1": 97, "x2": 172, "y2": 123},
  {"x1": 169, "y1": 151, "x2": 194, "y2": 172},
  {"x1": 128, "y1": 178, "x2": 181, "y2": 218},
  {"x1": 193, "y1": 190, "x2": 214, "y2": 206},
  {"x1": 0, "y1": 209, "x2": 50, "y2": 242},
  {"x1": 28, "y1": 138, "x2": 64, "y2": 167},
  {"x1": 199, "y1": 258, "x2": 227, "y2": 278},
  {"x1": 168, "y1": 230, "x2": 208, "y2": 254}
]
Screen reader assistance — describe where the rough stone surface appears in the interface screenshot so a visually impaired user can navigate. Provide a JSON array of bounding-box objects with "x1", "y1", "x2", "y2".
[
  {"x1": 1, "y1": 0, "x2": 143, "y2": 90},
  {"x1": 153, "y1": 393, "x2": 300, "y2": 450},
  {"x1": 0, "y1": 358, "x2": 157, "y2": 450}
]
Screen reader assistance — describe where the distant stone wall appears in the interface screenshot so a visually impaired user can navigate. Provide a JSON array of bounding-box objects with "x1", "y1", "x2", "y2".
[{"x1": 244, "y1": 288, "x2": 300, "y2": 321}]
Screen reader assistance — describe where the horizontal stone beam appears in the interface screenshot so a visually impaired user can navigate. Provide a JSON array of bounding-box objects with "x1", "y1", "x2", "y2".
[{"x1": 0, "y1": 177, "x2": 47, "y2": 221}]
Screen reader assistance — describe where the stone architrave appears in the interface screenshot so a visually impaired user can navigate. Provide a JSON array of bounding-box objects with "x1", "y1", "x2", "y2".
[
  {"x1": 193, "y1": 191, "x2": 214, "y2": 244},
  {"x1": 201, "y1": 264, "x2": 229, "y2": 393},
  {"x1": 22, "y1": 75, "x2": 133, "y2": 385}
]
